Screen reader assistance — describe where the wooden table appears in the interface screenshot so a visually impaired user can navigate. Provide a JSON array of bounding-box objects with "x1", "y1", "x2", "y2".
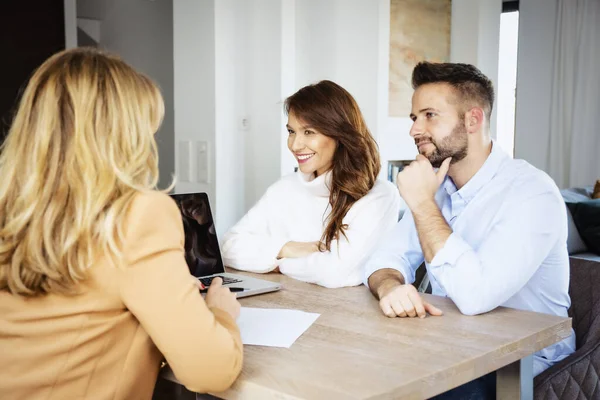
[{"x1": 162, "y1": 272, "x2": 572, "y2": 400}]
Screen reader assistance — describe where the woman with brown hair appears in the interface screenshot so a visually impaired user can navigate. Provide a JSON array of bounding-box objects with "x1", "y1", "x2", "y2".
[
  {"x1": 0, "y1": 48, "x2": 242, "y2": 399},
  {"x1": 222, "y1": 80, "x2": 400, "y2": 288}
]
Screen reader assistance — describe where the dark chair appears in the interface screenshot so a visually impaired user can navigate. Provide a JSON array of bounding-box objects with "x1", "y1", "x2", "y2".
[{"x1": 534, "y1": 256, "x2": 600, "y2": 399}]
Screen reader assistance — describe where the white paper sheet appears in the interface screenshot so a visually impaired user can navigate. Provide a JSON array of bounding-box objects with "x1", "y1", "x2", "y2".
[{"x1": 237, "y1": 307, "x2": 320, "y2": 348}]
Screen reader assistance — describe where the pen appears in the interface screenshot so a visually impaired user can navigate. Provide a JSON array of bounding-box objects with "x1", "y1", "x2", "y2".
[{"x1": 199, "y1": 287, "x2": 246, "y2": 293}]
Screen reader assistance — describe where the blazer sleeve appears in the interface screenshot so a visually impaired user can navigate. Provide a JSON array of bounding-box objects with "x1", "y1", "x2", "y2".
[{"x1": 117, "y1": 191, "x2": 243, "y2": 393}]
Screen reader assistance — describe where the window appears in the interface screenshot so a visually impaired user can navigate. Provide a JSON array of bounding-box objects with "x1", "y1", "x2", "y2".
[{"x1": 496, "y1": 4, "x2": 519, "y2": 157}]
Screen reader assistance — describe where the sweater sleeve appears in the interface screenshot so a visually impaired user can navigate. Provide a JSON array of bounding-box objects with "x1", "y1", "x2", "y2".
[
  {"x1": 221, "y1": 183, "x2": 289, "y2": 273},
  {"x1": 279, "y1": 182, "x2": 401, "y2": 288},
  {"x1": 118, "y1": 191, "x2": 243, "y2": 394}
]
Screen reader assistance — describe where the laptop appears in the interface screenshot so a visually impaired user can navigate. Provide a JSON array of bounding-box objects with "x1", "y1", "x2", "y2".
[{"x1": 170, "y1": 192, "x2": 282, "y2": 298}]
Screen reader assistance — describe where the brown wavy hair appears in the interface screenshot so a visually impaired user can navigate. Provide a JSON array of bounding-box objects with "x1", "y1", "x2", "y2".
[{"x1": 284, "y1": 80, "x2": 380, "y2": 251}]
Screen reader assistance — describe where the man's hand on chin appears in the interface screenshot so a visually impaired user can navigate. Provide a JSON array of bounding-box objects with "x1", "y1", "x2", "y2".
[{"x1": 396, "y1": 155, "x2": 451, "y2": 211}]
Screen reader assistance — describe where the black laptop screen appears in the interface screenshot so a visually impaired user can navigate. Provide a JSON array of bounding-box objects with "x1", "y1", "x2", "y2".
[{"x1": 169, "y1": 193, "x2": 225, "y2": 277}]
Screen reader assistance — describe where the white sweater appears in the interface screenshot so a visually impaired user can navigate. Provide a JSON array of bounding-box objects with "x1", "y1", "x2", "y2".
[{"x1": 222, "y1": 171, "x2": 401, "y2": 288}]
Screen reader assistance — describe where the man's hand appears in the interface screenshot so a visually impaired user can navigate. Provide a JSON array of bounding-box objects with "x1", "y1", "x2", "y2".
[
  {"x1": 277, "y1": 241, "x2": 321, "y2": 259},
  {"x1": 397, "y1": 155, "x2": 451, "y2": 211},
  {"x1": 368, "y1": 268, "x2": 443, "y2": 318},
  {"x1": 378, "y1": 281, "x2": 443, "y2": 318}
]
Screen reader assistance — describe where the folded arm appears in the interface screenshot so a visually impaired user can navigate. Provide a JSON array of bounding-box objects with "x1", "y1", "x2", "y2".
[
  {"x1": 221, "y1": 186, "x2": 288, "y2": 273},
  {"x1": 279, "y1": 190, "x2": 401, "y2": 288}
]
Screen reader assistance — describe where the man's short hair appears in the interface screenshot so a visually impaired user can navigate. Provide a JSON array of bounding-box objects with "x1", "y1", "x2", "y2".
[{"x1": 411, "y1": 62, "x2": 495, "y2": 121}]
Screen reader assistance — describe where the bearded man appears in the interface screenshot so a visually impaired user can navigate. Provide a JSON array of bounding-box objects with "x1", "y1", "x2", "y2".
[{"x1": 364, "y1": 62, "x2": 575, "y2": 399}]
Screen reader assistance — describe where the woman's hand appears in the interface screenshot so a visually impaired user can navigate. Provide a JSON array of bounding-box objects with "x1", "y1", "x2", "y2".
[
  {"x1": 204, "y1": 277, "x2": 241, "y2": 320},
  {"x1": 277, "y1": 241, "x2": 321, "y2": 259}
]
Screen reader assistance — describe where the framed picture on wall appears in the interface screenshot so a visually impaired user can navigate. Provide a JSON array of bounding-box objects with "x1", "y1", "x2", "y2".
[{"x1": 389, "y1": 0, "x2": 451, "y2": 117}]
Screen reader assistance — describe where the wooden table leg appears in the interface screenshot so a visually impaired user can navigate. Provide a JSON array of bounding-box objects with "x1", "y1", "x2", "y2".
[{"x1": 496, "y1": 355, "x2": 533, "y2": 400}]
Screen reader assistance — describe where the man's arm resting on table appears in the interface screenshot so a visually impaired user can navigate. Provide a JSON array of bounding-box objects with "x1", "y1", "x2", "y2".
[
  {"x1": 368, "y1": 268, "x2": 405, "y2": 299},
  {"x1": 411, "y1": 199, "x2": 452, "y2": 263},
  {"x1": 368, "y1": 268, "x2": 442, "y2": 318},
  {"x1": 415, "y1": 191, "x2": 565, "y2": 316}
]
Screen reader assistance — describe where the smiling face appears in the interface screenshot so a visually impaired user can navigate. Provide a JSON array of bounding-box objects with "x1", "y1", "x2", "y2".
[
  {"x1": 286, "y1": 111, "x2": 337, "y2": 177},
  {"x1": 409, "y1": 83, "x2": 469, "y2": 168}
]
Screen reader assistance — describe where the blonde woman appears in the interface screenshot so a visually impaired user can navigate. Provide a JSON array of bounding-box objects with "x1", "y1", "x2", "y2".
[{"x1": 0, "y1": 48, "x2": 242, "y2": 399}]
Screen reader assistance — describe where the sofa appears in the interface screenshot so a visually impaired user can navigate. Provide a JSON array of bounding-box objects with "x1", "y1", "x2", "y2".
[
  {"x1": 533, "y1": 255, "x2": 600, "y2": 399},
  {"x1": 562, "y1": 186, "x2": 598, "y2": 258},
  {"x1": 532, "y1": 187, "x2": 600, "y2": 399}
]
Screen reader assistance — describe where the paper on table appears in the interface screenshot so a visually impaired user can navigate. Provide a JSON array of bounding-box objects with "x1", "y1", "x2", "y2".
[{"x1": 237, "y1": 307, "x2": 320, "y2": 348}]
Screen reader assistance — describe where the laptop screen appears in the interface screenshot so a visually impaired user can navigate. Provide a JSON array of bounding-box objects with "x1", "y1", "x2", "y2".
[{"x1": 169, "y1": 193, "x2": 226, "y2": 277}]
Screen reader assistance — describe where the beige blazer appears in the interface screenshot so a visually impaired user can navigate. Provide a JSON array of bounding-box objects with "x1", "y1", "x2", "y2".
[{"x1": 0, "y1": 191, "x2": 243, "y2": 399}]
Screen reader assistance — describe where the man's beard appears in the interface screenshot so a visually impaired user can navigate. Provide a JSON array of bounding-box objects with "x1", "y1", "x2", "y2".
[{"x1": 417, "y1": 122, "x2": 468, "y2": 168}]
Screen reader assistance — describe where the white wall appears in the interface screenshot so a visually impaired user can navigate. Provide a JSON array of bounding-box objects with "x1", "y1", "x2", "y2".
[
  {"x1": 244, "y1": 0, "x2": 284, "y2": 212},
  {"x1": 171, "y1": 0, "x2": 287, "y2": 235},
  {"x1": 214, "y1": 0, "x2": 248, "y2": 235},
  {"x1": 294, "y1": 0, "x2": 336, "y2": 87},
  {"x1": 280, "y1": 0, "x2": 296, "y2": 176},
  {"x1": 332, "y1": 0, "x2": 380, "y2": 145},
  {"x1": 213, "y1": 0, "x2": 286, "y2": 234},
  {"x1": 292, "y1": 0, "x2": 385, "y2": 176},
  {"x1": 450, "y1": 0, "x2": 502, "y2": 90},
  {"x1": 451, "y1": 0, "x2": 502, "y2": 136},
  {"x1": 173, "y1": 0, "x2": 215, "y2": 201},
  {"x1": 514, "y1": 0, "x2": 558, "y2": 170},
  {"x1": 76, "y1": 0, "x2": 176, "y2": 189},
  {"x1": 295, "y1": 0, "x2": 380, "y2": 138}
]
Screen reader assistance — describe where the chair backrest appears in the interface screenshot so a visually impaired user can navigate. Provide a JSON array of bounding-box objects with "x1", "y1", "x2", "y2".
[{"x1": 568, "y1": 256, "x2": 600, "y2": 348}]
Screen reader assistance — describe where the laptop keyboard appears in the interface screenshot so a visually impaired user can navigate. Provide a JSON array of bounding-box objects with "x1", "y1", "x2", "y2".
[{"x1": 199, "y1": 276, "x2": 242, "y2": 287}]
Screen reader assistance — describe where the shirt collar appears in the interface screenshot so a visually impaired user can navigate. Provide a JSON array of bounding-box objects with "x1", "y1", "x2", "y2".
[
  {"x1": 297, "y1": 169, "x2": 332, "y2": 198},
  {"x1": 443, "y1": 141, "x2": 508, "y2": 203}
]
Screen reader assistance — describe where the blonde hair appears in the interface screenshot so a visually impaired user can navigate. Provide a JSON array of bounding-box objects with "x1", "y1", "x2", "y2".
[{"x1": 0, "y1": 47, "x2": 169, "y2": 296}]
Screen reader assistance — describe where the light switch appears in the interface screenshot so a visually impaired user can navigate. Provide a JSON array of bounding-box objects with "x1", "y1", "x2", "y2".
[
  {"x1": 178, "y1": 141, "x2": 192, "y2": 182},
  {"x1": 239, "y1": 116, "x2": 250, "y2": 131},
  {"x1": 197, "y1": 141, "x2": 210, "y2": 183}
]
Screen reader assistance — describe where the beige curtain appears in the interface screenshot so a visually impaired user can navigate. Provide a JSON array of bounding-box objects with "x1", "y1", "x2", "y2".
[{"x1": 547, "y1": 0, "x2": 600, "y2": 189}]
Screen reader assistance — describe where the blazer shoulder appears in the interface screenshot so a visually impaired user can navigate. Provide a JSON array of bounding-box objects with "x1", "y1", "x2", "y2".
[{"x1": 123, "y1": 191, "x2": 184, "y2": 261}]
